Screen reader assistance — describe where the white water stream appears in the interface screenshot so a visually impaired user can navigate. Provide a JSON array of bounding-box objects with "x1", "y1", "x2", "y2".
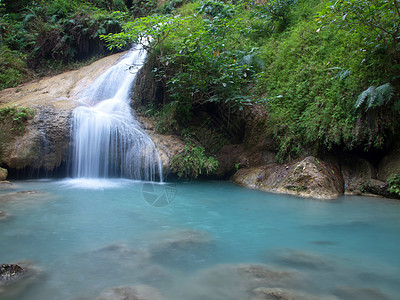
[{"x1": 70, "y1": 45, "x2": 162, "y2": 181}]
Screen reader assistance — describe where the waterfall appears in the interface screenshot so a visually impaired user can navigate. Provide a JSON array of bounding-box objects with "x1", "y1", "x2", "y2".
[{"x1": 70, "y1": 44, "x2": 162, "y2": 181}]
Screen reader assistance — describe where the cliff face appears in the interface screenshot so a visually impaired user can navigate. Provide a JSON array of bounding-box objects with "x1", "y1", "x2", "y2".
[
  {"x1": 226, "y1": 105, "x2": 399, "y2": 199},
  {"x1": 132, "y1": 59, "x2": 399, "y2": 199},
  {"x1": 0, "y1": 53, "x2": 125, "y2": 173}
]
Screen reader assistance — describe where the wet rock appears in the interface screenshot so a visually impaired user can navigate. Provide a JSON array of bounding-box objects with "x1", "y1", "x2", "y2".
[
  {"x1": 148, "y1": 229, "x2": 213, "y2": 264},
  {"x1": 182, "y1": 263, "x2": 308, "y2": 300},
  {"x1": 365, "y1": 179, "x2": 392, "y2": 198},
  {"x1": 96, "y1": 285, "x2": 164, "y2": 300},
  {"x1": 148, "y1": 133, "x2": 185, "y2": 175},
  {"x1": 272, "y1": 249, "x2": 335, "y2": 271},
  {"x1": 0, "y1": 181, "x2": 12, "y2": 187},
  {"x1": 216, "y1": 144, "x2": 276, "y2": 178},
  {"x1": 83, "y1": 243, "x2": 150, "y2": 266},
  {"x1": 251, "y1": 287, "x2": 338, "y2": 300},
  {"x1": 0, "y1": 264, "x2": 25, "y2": 283},
  {"x1": 94, "y1": 244, "x2": 140, "y2": 257},
  {"x1": 0, "y1": 168, "x2": 7, "y2": 181},
  {"x1": 338, "y1": 155, "x2": 376, "y2": 194},
  {"x1": 377, "y1": 143, "x2": 400, "y2": 182},
  {"x1": 0, "y1": 262, "x2": 40, "y2": 297},
  {"x1": 332, "y1": 285, "x2": 391, "y2": 300},
  {"x1": 0, "y1": 210, "x2": 8, "y2": 221},
  {"x1": 81, "y1": 242, "x2": 170, "y2": 285},
  {"x1": 232, "y1": 156, "x2": 344, "y2": 199},
  {"x1": 0, "y1": 190, "x2": 43, "y2": 203},
  {"x1": 235, "y1": 264, "x2": 307, "y2": 289}
]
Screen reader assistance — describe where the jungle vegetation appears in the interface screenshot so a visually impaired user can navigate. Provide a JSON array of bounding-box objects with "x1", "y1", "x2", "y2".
[{"x1": 1, "y1": 0, "x2": 399, "y2": 178}]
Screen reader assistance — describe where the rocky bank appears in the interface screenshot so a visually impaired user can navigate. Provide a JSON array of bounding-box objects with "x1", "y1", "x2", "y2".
[{"x1": 0, "y1": 54, "x2": 398, "y2": 200}]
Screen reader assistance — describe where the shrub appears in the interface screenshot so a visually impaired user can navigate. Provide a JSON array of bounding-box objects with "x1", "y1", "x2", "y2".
[
  {"x1": 388, "y1": 174, "x2": 400, "y2": 197},
  {"x1": 171, "y1": 143, "x2": 218, "y2": 178},
  {"x1": 0, "y1": 46, "x2": 28, "y2": 90}
]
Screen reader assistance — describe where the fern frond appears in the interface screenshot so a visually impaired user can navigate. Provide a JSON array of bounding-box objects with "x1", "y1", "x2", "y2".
[
  {"x1": 375, "y1": 83, "x2": 395, "y2": 106},
  {"x1": 355, "y1": 86, "x2": 375, "y2": 110},
  {"x1": 355, "y1": 83, "x2": 395, "y2": 111}
]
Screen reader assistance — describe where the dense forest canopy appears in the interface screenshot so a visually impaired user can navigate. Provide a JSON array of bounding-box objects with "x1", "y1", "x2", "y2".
[{"x1": 1, "y1": 0, "x2": 399, "y2": 175}]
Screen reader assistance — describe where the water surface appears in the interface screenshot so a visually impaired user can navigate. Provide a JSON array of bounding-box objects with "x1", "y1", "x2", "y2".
[{"x1": 0, "y1": 180, "x2": 399, "y2": 299}]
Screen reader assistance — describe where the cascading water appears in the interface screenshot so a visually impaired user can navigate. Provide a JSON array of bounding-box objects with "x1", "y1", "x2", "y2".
[{"x1": 70, "y1": 44, "x2": 162, "y2": 181}]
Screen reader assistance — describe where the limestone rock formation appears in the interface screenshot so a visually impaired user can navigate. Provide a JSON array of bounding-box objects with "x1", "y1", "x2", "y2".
[
  {"x1": 139, "y1": 115, "x2": 186, "y2": 176},
  {"x1": 377, "y1": 144, "x2": 400, "y2": 182},
  {"x1": 337, "y1": 155, "x2": 376, "y2": 194},
  {"x1": 0, "y1": 53, "x2": 124, "y2": 172},
  {"x1": 232, "y1": 156, "x2": 344, "y2": 199}
]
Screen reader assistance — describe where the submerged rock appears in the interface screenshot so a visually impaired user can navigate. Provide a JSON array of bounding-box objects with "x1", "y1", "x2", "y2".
[
  {"x1": 0, "y1": 181, "x2": 13, "y2": 187},
  {"x1": 232, "y1": 156, "x2": 343, "y2": 199},
  {"x1": 251, "y1": 287, "x2": 338, "y2": 300},
  {"x1": 148, "y1": 229, "x2": 213, "y2": 264},
  {"x1": 0, "y1": 262, "x2": 40, "y2": 297},
  {"x1": 0, "y1": 190, "x2": 43, "y2": 203},
  {"x1": 332, "y1": 285, "x2": 391, "y2": 300},
  {"x1": 180, "y1": 263, "x2": 309, "y2": 300},
  {"x1": 81, "y1": 242, "x2": 170, "y2": 285},
  {"x1": 271, "y1": 249, "x2": 335, "y2": 271},
  {"x1": 0, "y1": 210, "x2": 8, "y2": 221},
  {"x1": 96, "y1": 285, "x2": 164, "y2": 300}
]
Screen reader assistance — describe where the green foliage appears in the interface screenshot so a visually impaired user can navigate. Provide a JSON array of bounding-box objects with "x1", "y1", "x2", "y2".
[
  {"x1": 0, "y1": 0, "x2": 127, "y2": 80},
  {"x1": 252, "y1": 0, "x2": 297, "y2": 33},
  {"x1": 131, "y1": 0, "x2": 158, "y2": 17},
  {"x1": 162, "y1": 0, "x2": 187, "y2": 14},
  {"x1": 153, "y1": 102, "x2": 179, "y2": 133},
  {"x1": 103, "y1": 1, "x2": 263, "y2": 119},
  {"x1": 388, "y1": 173, "x2": 400, "y2": 197},
  {"x1": 318, "y1": 0, "x2": 400, "y2": 79},
  {"x1": 171, "y1": 142, "x2": 218, "y2": 178},
  {"x1": 102, "y1": 14, "x2": 187, "y2": 53},
  {"x1": 0, "y1": 46, "x2": 28, "y2": 89},
  {"x1": 355, "y1": 83, "x2": 396, "y2": 111},
  {"x1": 0, "y1": 106, "x2": 35, "y2": 134},
  {"x1": 257, "y1": 19, "x2": 364, "y2": 161}
]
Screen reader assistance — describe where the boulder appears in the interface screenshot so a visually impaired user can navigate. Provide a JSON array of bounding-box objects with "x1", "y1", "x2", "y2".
[
  {"x1": 0, "y1": 167, "x2": 7, "y2": 181},
  {"x1": 232, "y1": 156, "x2": 344, "y2": 199},
  {"x1": 0, "y1": 262, "x2": 40, "y2": 297},
  {"x1": 0, "y1": 264, "x2": 25, "y2": 284},
  {"x1": 148, "y1": 133, "x2": 186, "y2": 175},
  {"x1": 365, "y1": 179, "x2": 392, "y2": 198},
  {"x1": 96, "y1": 285, "x2": 164, "y2": 300}
]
